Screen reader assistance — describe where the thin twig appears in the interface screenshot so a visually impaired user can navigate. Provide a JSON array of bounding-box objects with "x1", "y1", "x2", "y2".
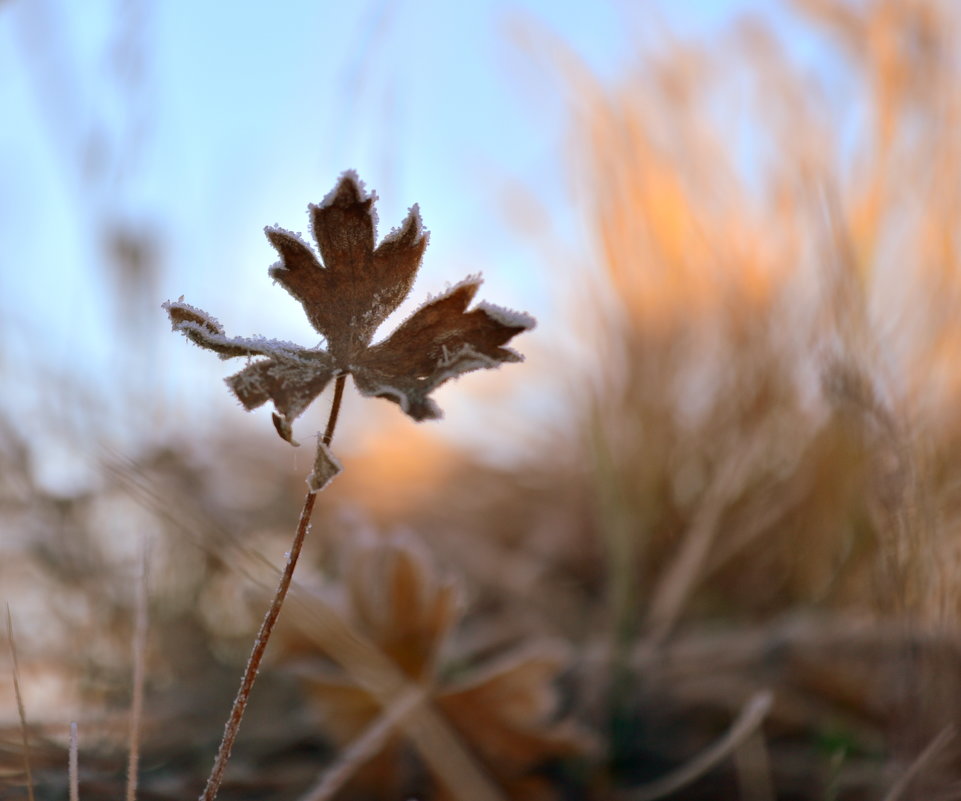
[
  {"x1": 69, "y1": 721, "x2": 79, "y2": 801},
  {"x1": 199, "y1": 491, "x2": 317, "y2": 800},
  {"x1": 199, "y1": 375, "x2": 346, "y2": 801},
  {"x1": 299, "y1": 683, "x2": 429, "y2": 801},
  {"x1": 6, "y1": 607, "x2": 35, "y2": 801},
  {"x1": 322, "y1": 374, "x2": 347, "y2": 447},
  {"x1": 125, "y1": 544, "x2": 150, "y2": 801},
  {"x1": 882, "y1": 725, "x2": 956, "y2": 801},
  {"x1": 631, "y1": 691, "x2": 773, "y2": 801}
]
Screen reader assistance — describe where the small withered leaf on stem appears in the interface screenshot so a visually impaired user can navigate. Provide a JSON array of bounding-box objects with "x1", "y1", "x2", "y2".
[{"x1": 164, "y1": 171, "x2": 535, "y2": 490}]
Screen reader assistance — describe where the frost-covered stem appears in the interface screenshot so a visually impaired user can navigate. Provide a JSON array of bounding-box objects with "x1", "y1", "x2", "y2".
[
  {"x1": 199, "y1": 375, "x2": 347, "y2": 801},
  {"x1": 323, "y1": 374, "x2": 347, "y2": 447}
]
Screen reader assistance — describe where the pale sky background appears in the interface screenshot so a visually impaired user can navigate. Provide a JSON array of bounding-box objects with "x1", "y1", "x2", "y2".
[{"x1": 0, "y1": 0, "x2": 819, "y2": 490}]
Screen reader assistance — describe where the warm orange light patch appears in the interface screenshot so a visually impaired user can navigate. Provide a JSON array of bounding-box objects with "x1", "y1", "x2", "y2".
[{"x1": 337, "y1": 414, "x2": 461, "y2": 521}]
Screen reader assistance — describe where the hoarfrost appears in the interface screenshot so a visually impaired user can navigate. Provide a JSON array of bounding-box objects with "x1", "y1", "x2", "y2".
[
  {"x1": 422, "y1": 273, "x2": 483, "y2": 305},
  {"x1": 263, "y1": 225, "x2": 311, "y2": 250},
  {"x1": 230, "y1": 334, "x2": 308, "y2": 358},
  {"x1": 165, "y1": 298, "x2": 309, "y2": 362},
  {"x1": 163, "y1": 298, "x2": 221, "y2": 329},
  {"x1": 477, "y1": 300, "x2": 537, "y2": 331},
  {"x1": 356, "y1": 380, "x2": 443, "y2": 421},
  {"x1": 315, "y1": 169, "x2": 379, "y2": 233},
  {"x1": 308, "y1": 440, "x2": 342, "y2": 493},
  {"x1": 379, "y1": 204, "x2": 429, "y2": 249},
  {"x1": 264, "y1": 225, "x2": 315, "y2": 283},
  {"x1": 379, "y1": 274, "x2": 483, "y2": 342}
]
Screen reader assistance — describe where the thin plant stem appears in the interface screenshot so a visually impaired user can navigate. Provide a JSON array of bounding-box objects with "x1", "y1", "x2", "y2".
[
  {"x1": 632, "y1": 691, "x2": 772, "y2": 801},
  {"x1": 68, "y1": 722, "x2": 79, "y2": 801},
  {"x1": 125, "y1": 545, "x2": 150, "y2": 801},
  {"x1": 322, "y1": 374, "x2": 347, "y2": 447},
  {"x1": 6, "y1": 607, "x2": 35, "y2": 801},
  {"x1": 883, "y1": 725, "x2": 956, "y2": 801},
  {"x1": 199, "y1": 374, "x2": 347, "y2": 801}
]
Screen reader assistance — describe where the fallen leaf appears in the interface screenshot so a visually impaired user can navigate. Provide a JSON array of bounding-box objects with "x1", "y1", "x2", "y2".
[{"x1": 279, "y1": 534, "x2": 592, "y2": 800}]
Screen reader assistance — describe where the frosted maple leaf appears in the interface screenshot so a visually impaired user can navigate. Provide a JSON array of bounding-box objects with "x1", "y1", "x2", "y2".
[{"x1": 163, "y1": 172, "x2": 535, "y2": 490}]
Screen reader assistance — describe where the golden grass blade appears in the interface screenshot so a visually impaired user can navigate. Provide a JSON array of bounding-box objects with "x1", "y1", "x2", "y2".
[
  {"x1": 643, "y1": 436, "x2": 766, "y2": 645},
  {"x1": 631, "y1": 690, "x2": 773, "y2": 801},
  {"x1": 882, "y1": 725, "x2": 956, "y2": 801},
  {"x1": 401, "y1": 702, "x2": 508, "y2": 801},
  {"x1": 641, "y1": 479, "x2": 726, "y2": 646},
  {"x1": 5, "y1": 607, "x2": 34, "y2": 801},
  {"x1": 299, "y1": 683, "x2": 429, "y2": 801}
]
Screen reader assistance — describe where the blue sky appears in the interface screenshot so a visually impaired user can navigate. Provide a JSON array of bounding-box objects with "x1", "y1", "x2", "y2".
[{"x1": 0, "y1": 0, "x2": 794, "y2": 488}]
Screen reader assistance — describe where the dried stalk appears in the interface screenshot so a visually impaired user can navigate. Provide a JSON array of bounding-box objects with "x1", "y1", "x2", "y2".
[
  {"x1": 199, "y1": 375, "x2": 346, "y2": 801},
  {"x1": 733, "y1": 729, "x2": 775, "y2": 801},
  {"x1": 299, "y1": 683, "x2": 429, "y2": 801},
  {"x1": 643, "y1": 435, "x2": 767, "y2": 646},
  {"x1": 882, "y1": 725, "x2": 956, "y2": 801},
  {"x1": 69, "y1": 722, "x2": 79, "y2": 801},
  {"x1": 6, "y1": 607, "x2": 35, "y2": 801},
  {"x1": 631, "y1": 691, "x2": 773, "y2": 801},
  {"x1": 125, "y1": 545, "x2": 150, "y2": 801}
]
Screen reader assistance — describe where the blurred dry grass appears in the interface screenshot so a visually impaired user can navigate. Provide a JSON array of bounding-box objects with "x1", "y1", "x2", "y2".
[
  {"x1": 556, "y1": 0, "x2": 961, "y2": 626},
  {"x1": 5, "y1": 1, "x2": 961, "y2": 799}
]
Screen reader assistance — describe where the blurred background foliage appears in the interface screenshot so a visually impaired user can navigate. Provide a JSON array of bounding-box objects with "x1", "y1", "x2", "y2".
[{"x1": 3, "y1": 0, "x2": 961, "y2": 799}]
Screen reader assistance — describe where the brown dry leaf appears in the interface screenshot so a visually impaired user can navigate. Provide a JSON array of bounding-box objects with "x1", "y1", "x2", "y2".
[
  {"x1": 281, "y1": 533, "x2": 460, "y2": 692},
  {"x1": 342, "y1": 535, "x2": 462, "y2": 680},
  {"x1": 281, "y1": 534, "x2": 591, "y2": 800},
  {"x1": 163, "y1": 172, "x2": 535, "y2": 489},
  {"x1": 436, "y1": 643, "x2": 591, "y2": 798}
]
